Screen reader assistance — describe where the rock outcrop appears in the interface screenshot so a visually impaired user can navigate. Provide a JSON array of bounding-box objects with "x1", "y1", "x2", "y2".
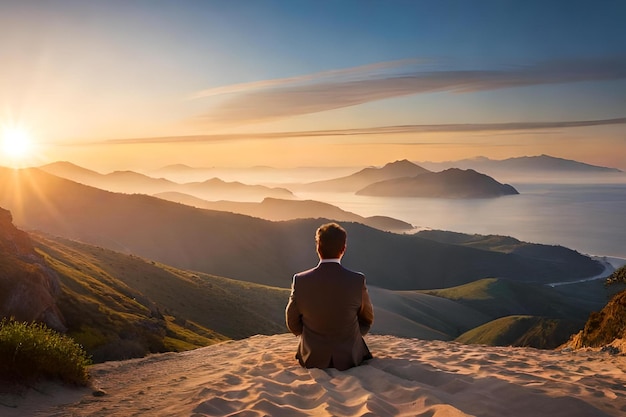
[
  {"x1": 564, "y1": 289, "x2": 626, "y2": 351},
  {"x1": 0, "y1": 207, "x2": 66, "y2": 331}
]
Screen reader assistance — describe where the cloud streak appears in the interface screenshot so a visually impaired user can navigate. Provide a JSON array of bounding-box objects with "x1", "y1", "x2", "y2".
[
  {"x1": 192, "y1": 56, "x2": 626, "y2": 125},
  {"x1": 105, "y1": 117, "x2": 626, "y2": 145},
  {"x1": 189, "y1": 59, "x2": 421, "y2": 99}
]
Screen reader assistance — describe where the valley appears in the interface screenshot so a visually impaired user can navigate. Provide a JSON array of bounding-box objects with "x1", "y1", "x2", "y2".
[{"x1": 2, "y1": 155, "x2": 624, "y2": 363}]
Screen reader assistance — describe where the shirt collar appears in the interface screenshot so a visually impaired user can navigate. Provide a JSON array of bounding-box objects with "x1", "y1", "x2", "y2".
[{"x1": 319, "y1": 258, "x2": 341, "y2": 265}]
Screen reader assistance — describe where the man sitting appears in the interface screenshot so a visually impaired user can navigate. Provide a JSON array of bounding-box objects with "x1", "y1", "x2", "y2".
[{"x1": 285, "y1": 222, "x2": 374, "y2": 370}]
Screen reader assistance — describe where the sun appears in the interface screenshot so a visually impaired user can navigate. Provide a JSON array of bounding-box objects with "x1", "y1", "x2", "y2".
[{"x1": 2, "y1": 126, "x2": 33, "y2": 159}]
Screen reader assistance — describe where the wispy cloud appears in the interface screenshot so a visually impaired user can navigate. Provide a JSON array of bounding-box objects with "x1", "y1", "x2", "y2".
[
  {"x1": 105, "y1": 117, "x2": 626, "y2": 145},
  {"x1": 189, "y1": 59, "x2": 421, "y2": 99},
  {"x1": 191, "y1": 56, "x2": 626, "y2": 125}
]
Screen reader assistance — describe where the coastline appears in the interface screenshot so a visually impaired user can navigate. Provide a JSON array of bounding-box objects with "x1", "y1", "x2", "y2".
[
  {"x1": 547, "y1": 255, "x2": 625, "y2": 288},
  {"x1": 299, "y1": 182, "x2": 626, "y2": 260}
]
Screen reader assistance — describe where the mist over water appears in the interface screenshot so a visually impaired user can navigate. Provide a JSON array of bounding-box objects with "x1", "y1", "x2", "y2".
[
  {"x1": 147, "y1": 164, "x2": 625, "y2": 259},
  {"x1": 297, "y1": 183, "x2": 626, "y2": 259}
]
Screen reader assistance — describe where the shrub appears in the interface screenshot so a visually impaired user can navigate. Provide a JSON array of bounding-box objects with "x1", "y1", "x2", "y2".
[
  {"x1": 0, "y1": 319, "x2": 91, "y2": 385},
  {"x1": 606, "y1": 265, "x2": 626, "y2": 286}
]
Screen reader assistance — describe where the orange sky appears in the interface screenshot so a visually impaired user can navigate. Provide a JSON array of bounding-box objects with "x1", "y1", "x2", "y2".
[{"x1": 1, "y1": 2, "x2": 625, "y2": 172}]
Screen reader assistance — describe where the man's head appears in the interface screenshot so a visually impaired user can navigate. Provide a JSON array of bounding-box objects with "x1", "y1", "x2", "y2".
[{"x1": 316, "y1": 222, "x2": 347, "y2": 259}]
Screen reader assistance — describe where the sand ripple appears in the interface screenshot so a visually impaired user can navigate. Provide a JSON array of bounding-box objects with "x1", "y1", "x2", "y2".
[{"x1": 4, "y1": 334, "x2": 626, "y2": 416}]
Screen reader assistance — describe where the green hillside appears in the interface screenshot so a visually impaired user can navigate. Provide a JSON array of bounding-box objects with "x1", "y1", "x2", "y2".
[
  {"x1": 32, "y1": 233, "x2": 289, "y2": 362},
  {"x1": 424, "y1": 277, "x2": 614, "y2": 348},
  {"x1": 368, "y1": 286, "x2": 490, "y2": 340},
  {"x1": 423, "y1": 278, "x2": 604, "y2": 322},
  {"x1": 456, "y1": 315, "x2": 582, "y2": 349},
  {"x1": 416, "y1": 230, "x2": 594, "y2": 263},
  {"x1": 3, "y1": 225, "x2": 609, "y2": 361}
]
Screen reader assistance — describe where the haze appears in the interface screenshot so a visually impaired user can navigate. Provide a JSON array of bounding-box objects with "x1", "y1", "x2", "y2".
[{"x1": 1, "y1": 1, "x2": 625, "y2": 172}]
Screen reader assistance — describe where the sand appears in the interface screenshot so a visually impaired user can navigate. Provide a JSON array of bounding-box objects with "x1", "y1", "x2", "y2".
[{"x1": 2, "y1": 334, "x2": 626, "y2": 417}]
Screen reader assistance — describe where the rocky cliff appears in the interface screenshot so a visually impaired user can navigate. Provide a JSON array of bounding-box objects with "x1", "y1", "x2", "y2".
[
  {"x1": 564, "y1": 288, "x2": 626, "y2": 352},
  {"x1": 0, "y1": 207, "x2": 66, "y2": 331}
]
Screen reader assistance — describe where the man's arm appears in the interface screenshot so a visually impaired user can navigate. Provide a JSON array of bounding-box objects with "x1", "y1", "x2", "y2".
[
  {"x1": 285, "y1": 276, "x2": 303, "y2": 336},
  {"x1": 358, "y1": 277, "x2": 374, "y2": 336}
]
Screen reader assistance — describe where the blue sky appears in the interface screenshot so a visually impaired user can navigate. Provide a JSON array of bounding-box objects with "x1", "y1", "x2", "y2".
[{"x1": 1, "y1": 0, "x2": 625, "y2": 170}]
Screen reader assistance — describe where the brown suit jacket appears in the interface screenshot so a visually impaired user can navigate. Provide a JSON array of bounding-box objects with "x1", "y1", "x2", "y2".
[{"x1": 285, "y1": 262, "x2": 374, "y2": 370}]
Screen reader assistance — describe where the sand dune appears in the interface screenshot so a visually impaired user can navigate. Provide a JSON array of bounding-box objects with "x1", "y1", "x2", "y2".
[{"x1": 3, "y1": 334, "x2": 626, "y2": 416}]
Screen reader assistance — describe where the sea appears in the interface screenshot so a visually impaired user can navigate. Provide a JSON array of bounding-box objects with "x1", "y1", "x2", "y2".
[{"x1": 297, "y1": 182, "x2": 626, "y2": 261}]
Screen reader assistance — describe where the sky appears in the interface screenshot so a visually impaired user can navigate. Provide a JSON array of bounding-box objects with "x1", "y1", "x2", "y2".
[{"x1": 1, "y1": 0, "x2": 625, "y2": 172}]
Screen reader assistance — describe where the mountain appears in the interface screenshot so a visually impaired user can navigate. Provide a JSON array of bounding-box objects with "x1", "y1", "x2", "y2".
[
  {"x1": 0, "y1": 168, "x2": 603, "y2": 290},
  {"x1": 40, "y1": 161, "x2": 178, "y2": 194},
  {"x1": 175, "y1": 178, "x2": 294, "y2": 201},
  {"x1": 293, "y1": 159, "x2": 431, "y2": 192},
  {"x1": 153, "y1": 193, "x2": 414, "y2": 233},
  {"x1": 37, "y1": 161, "x2": 104, "y2": 183},
  {"x1": 415, "y1": 230, "x2": 591, "y2": 264},
  {"x1": 418, "y1": 155, "x2": 623, "y2": 182},
  {"x1": 489, "y1": 155, "x2": 622, "y2": 173},
  {"x1": 356, "y1": 168, "x2": 519, "y2": 198},
  {"x1": 38, "y1": 161, "x2": 294, "y2": 202}
]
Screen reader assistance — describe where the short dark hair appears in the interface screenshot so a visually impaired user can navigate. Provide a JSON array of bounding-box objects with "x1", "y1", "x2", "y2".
[{"x1": 316, "y1": 223, "x2": 347, "y2": 259}]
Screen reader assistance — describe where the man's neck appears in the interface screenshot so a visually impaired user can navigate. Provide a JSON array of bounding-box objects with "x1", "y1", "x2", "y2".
[{"x1": 319, "y1": 258, "x2": 341, "y2": 264}]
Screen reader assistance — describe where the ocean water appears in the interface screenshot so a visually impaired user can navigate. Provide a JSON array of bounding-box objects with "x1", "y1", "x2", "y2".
[{"x1": 297, "y1": 183, "x2": 626, "y2": 259}]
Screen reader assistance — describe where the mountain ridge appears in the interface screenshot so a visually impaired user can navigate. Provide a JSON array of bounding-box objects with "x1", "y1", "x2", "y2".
[
  {"x1": 356, "y1": 168, "x2": 519, "y2": 198},
  {"x1": 292, "y1": 159, "x2": 432, "y2": 192},
  {"x1": 38, "y1": 161, "x2": 293, "y2": 201},
  {"x1": 153, "y1": 193, "x2": 414, "y2": 233},
  {"x1": 0, "y1": 167, "x2": 603, "y2": 291},
  {"x1": 418, "y1": 154, "x2": 623, "y2": 181}
]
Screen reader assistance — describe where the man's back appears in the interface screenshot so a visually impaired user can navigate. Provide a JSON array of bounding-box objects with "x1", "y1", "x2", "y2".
[
  {"x1": 286, "y1": 261, "x2": 374, "y2": 370},
  {"x1": 292, "y1": 263, "x2": 367, "y2": 336}
]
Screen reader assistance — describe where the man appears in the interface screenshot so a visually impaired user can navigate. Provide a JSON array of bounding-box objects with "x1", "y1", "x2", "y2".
[{"x1": 285, "y1": 222, "x2": 374, "y2": 370}]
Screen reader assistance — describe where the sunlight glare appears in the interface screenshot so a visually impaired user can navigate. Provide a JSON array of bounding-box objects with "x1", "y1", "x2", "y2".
[{"x1": 2, "y1": 126, "x2": 33, "y2": 159}]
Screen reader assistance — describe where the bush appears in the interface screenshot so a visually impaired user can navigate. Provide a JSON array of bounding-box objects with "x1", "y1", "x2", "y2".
[
  {"x1": 606, "y1": 265, "x2": 626, "y2": 286},
  {"x1": 0, "y1": 319, "x2": 91, "y2": 385}
]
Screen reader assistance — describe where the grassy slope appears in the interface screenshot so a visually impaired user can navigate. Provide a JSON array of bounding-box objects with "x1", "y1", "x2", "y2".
[
  {"x1": 422, "y1": 278, "x2": 606, "y2": 321},
  {"x1": 368, "y1": 286, "x2": 491, "y2": 340},
  {"x1": 426, "y1": 278, "x2": 614, "y2": 348},
  {"x1": 33, "y1": 233, "x2": 494, "y2": 346},
  {"x1": 455, "y1": 315, "x2": 582, "y2": 349},
  {"x1": 16, "y1": 231, "x2": 609, "y2": 357},
  {"x1": 33, "y1": 233, "x2": 289, "y2": 362}
]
